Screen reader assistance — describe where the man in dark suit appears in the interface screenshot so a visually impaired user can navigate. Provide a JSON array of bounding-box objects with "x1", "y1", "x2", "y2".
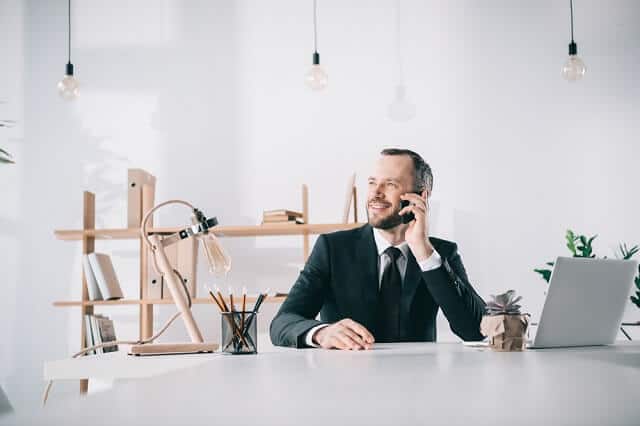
[{"x1": 270, "y1": 148, "x2": 486, "y2": 349}]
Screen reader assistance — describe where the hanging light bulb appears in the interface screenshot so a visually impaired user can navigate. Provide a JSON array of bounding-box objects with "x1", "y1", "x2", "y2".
[
  {"x1": 58, "y1": 62, "x2": 79, "y2": 100},
  {"x1": 305, "y1": 0, "x2": 328, "y2": 91},
  {"x1": 58, "y1": 0, "x2": 79, "y2": 99},
  {"x1": 562, "y1": 43, "x2": 586, "y2": 81},
  {"x1": 306, "y1": 52, "x2": 328, "y2": 91},
  {"x1": 388, "y1": 84, "x2": 416, "y2": 122},
  {"x1": 561, "y1": 0, "x2": 586, "y2": 81}
]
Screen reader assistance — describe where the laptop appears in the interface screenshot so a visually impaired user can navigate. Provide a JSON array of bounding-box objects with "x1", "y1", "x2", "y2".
[{"x1": 530, "y1": 256, "x2": 638, "y2": 348}]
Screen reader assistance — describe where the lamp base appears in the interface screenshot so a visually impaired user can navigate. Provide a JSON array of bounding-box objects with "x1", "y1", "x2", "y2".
[{"x1": 128, "y1": 342, "x2": 219, "y2": 356}]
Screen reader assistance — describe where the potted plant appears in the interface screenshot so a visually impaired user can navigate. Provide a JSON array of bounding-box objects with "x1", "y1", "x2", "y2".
[{"x1": 535, "y1": 230, "x2": 640, "y2": 321}]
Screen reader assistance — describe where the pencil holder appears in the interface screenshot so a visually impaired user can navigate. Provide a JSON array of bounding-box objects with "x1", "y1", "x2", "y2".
[{"x1": 221, "y1": 312, "x2": 257, "y2": 354}]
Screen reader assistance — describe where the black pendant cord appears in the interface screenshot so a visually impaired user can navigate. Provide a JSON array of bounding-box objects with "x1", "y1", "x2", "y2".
[
  {"x1": 569, "y1": 0, "x2": 575, "y2": 43},
  {"x1": 311, "y1": 0, "x2": 320, "y2": 65},
  {"x1": 313, "y1": 0, "x2": 318, "y2": 53},
  {"x1": 568, "y1": 0, "x2": 577, "y2": 55},
  {"x1": 67, "y1": 0, "x2": 71, "y2": 64}
]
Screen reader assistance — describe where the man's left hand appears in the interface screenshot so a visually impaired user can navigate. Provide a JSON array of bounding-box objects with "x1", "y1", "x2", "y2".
[{"x1": 399, "y1": 192, "x2": 434, "y2": 262}]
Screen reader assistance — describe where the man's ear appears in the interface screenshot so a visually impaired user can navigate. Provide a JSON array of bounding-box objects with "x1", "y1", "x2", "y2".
[{"x1": 421, "y1": 189, "x2": 430, "y2": 200}]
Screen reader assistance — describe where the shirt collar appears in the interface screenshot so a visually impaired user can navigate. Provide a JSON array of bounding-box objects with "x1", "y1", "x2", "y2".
[{"x1": 372, "y1": 227, "x2": 409, "y2": 259}]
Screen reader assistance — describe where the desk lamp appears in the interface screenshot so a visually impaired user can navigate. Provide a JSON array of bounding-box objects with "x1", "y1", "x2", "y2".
[{"x1": 129, "y1": 199, "x2": 231, "y2": 355}]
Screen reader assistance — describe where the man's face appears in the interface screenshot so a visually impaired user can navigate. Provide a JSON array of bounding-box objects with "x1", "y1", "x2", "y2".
[{"x1": 366, "y1": 155, "x2": 415, "y2": 230}]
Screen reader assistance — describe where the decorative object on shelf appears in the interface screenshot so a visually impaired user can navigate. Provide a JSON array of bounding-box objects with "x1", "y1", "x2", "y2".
[
  {"x1": 305, "y1": 0, "x2": 328, "y2": 90},
  {"x1": 480, "y1": 290, "x2": 529, "y2": 352},
  {"x1": 388, "y1": 0, "x2": 416, "y2": 122},
  {"x1": 534, "y1": 230, "x2": 640, "y2": 310},
  {"x1": 57, "y1": 0, "x2": 79, "y2": 99},
  {"x1": 561, "y1": 0, "x2": 586, "y2": 81}
]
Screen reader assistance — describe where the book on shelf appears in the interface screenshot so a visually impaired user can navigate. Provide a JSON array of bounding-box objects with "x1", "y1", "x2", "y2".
[
  {"x1": 81, "y1": 255, "x2": 103, "y2": 301},
  {"x1": 87, "y1": 253, "x2": 124, "y2": 300},
  {"x1": 95, "y1": 315, "x2": 118, "y2": 353},
  {"x1": 84, "y1": 314, "x2": 118, "y2": 355},
  {"x1": 90, "y1": 315, "x2": 103, "y2": 353},
  {"x1": 262, "y1": 216, "x2": 305, "y2": 225},
  {"x1": 263, "y1": 209, "x2": 303, "y2": 218},
  {"x1": 84, "y1": 314, "x2": 96, "y2": 355}
]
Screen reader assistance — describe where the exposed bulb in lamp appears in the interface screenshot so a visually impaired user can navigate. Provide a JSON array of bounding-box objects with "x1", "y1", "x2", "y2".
[
  {"x1": 305, "y1": 52, "x2": 328, "y2": 91},
  {"x1": 388, "y1": 84, "x2": 416, "y2": 122},
  {"x1": 562, "y1": 42, "x2": 586, "y2": 82},
  {"x1": 199, "y1": 233, "x2": 232, "y2": 275},
  {"x1": 57, "y1": 63, "x2": 79, "y2": 99}
]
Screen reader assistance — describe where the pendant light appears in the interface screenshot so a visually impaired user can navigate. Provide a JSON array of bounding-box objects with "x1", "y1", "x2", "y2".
[
  {"x1": 305, "y1": 0, "x2": 328, "y2": 90},
  {"x1": 388, "y1": 0, "x2": 415, "y2": 122},
  {"x1": 561, "y1": 0, "x2": 586, "y2": 81},
  {"x1": 57, "y1": 0, "x2": 79, "y2": 99}
]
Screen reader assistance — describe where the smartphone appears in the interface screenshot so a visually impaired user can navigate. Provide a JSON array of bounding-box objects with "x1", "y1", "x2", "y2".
[{"x1": 400, "y1": 193, "x2": 420, "y2": 224}]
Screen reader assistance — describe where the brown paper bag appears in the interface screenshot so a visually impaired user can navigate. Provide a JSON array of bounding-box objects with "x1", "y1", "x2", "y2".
[{"x1": 480, "y1": 314, "x2": 529, "y2": 351}]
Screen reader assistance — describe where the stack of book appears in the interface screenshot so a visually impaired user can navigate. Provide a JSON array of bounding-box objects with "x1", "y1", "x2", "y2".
[
  {"x1": 81, "y1": 253, "x2": 124, "y2": 301},
  {"x1": 262, "y1": 209, "x2": 304, "y2": 225},
  {"x1": 84, "y1": 314, "x2": 118, "y2": 355}
]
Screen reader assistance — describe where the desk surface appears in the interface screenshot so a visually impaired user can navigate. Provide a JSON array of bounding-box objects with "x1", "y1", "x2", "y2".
[{"x1": 8, "y1": 342, "x2": 640, "y2": 426}]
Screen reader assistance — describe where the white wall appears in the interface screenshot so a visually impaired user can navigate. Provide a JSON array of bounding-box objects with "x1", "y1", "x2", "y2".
[{"x1": 1, "y1": 0, "x2": 639, "y2": 412}]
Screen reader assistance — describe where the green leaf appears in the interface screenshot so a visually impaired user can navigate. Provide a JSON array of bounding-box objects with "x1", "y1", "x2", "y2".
[
  {"x1": 534, "y1": 268, "x2": 552, "y2": 283},
  {"x1": 566, "y1": 230, "x2": 577, "y2": 255},
  {"x1": 546, "y1": 262, "x2": 555, "y2": 267},
  {"x1": 617, "y1": 243, "x2": 639, "y2": 260}
]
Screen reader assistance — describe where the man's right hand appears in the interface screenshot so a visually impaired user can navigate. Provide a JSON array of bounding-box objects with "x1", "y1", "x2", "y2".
[{"x1": 312, "y1": 318, "x2": 375, "y2": 350}]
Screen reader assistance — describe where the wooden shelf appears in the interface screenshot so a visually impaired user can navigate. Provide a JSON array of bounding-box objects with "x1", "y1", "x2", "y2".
[
  {"x1": 53, "y1": 295, "x2": 287, "y2": 307},
  {"x1": 54, "y1": 223, "x2": 365, "y2": 241}
]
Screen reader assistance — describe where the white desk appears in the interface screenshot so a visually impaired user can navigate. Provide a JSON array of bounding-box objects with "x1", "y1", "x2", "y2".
[{"x1": 7, "y1": 342, "x2": 640, "y2": 425}]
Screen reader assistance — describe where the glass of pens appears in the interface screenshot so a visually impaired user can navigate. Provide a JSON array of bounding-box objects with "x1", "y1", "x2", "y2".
[{"x1": 208, "y1": 287, "x2": 267, "y2": 355}]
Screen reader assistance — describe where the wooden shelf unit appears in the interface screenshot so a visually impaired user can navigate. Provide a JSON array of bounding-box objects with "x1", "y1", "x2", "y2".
[
  {"x1": 53, "y1": 172, "x2": 363, "y2": 394},
  {"x1": 54, "y1": 223, "x2": 363, "y2": 241}
]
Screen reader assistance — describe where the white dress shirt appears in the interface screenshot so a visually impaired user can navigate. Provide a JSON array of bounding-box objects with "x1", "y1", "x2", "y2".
[{"x1": 304, "y1": 228, "x2": 442, "y2": 347}]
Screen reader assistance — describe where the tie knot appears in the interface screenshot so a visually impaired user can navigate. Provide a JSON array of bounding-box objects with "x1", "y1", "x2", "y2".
[{"x1": 385, "y1": 246, "x2": 402, "y2": 261}]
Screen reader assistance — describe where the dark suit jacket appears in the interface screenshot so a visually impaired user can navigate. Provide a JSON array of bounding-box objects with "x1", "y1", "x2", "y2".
[{"x1": 270, "y1": 224, "x2": 486, "y2": 348}]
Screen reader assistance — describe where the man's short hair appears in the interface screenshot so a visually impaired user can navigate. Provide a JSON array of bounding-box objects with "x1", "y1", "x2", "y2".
[{"x1": 380, "y1": 148, "x2": 433, "y2": 193}]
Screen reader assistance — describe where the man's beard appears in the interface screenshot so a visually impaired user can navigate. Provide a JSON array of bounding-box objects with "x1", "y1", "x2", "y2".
[{"x1": 367, "y1": 202, "x2": 403, "y2": 230}]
